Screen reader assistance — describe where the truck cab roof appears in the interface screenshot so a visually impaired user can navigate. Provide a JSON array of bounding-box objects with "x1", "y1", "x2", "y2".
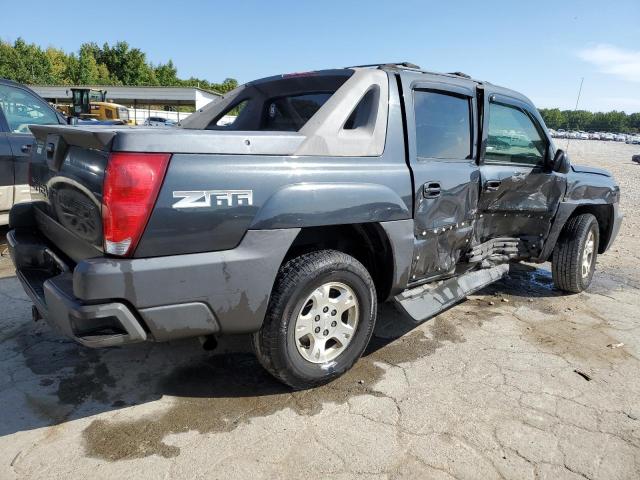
[{"x1": 372, "y1": 62, "x2": 535, "y2": 107}]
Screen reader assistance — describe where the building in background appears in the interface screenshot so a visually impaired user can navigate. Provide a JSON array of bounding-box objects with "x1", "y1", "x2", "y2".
[{"x1": 30, "y1": 85, "x2": 222, "y2": 124}]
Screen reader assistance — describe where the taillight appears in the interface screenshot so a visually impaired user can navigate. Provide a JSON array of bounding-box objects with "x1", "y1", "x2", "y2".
[{"x1": 102, "y1": 152, "x2": 171, "y2": 256}]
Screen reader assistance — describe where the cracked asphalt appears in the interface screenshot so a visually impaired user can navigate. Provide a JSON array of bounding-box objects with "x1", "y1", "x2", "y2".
[{"x1": 1, "y1": 140, "x2": 639, "y2": 479}]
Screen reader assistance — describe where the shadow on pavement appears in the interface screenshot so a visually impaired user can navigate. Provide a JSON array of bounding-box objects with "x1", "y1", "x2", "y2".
[{"x1": 0, "y1": 262, "x2": 564, "y2": 440}]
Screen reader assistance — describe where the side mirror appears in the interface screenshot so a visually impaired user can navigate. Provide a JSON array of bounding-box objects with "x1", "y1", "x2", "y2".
[{"x1": 551, "y1": 149, "x2": 570, "y2": 173}]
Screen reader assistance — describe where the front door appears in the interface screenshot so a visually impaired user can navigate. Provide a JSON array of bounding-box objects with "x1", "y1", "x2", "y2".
[
  {"x1": 477, "y1": 92, "x2": 566, "y2": 257},
  {"x1": 0, "y1": 83, "x2": 62, "y2": 210},
  {"x1": 0, "y1": 132, "x2": 13, "y2": 213},
  {"x1": 402, "y1": 79, "x2": 480, "y2": 283},
  {"x1": 6, "y1": 132, "x2": 35, "y2": 205}
]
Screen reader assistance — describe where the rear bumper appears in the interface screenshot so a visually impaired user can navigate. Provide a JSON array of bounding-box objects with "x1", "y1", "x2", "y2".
[
  {"x1": 8, "y1": 230, "x2": 145, "y2": 347},
  {"x1": 8, "y1": 225, "x2": 299, "y2": 347}
]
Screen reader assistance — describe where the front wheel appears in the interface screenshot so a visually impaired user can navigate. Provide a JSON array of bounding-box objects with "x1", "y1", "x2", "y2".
[
  {"x1": 253, "y1": 250, "x2": 377, "y2": 389},
  {"x1": 552, "y1": 213, "x2": 599, "y2": 293}
]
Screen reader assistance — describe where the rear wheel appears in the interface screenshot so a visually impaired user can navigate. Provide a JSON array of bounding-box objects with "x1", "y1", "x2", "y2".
[
  {"x1": 552, "y1": 213, "x2": 599, "y2": 293},
  {"x1": 253, "y1": 250, "x2": 377, "y2": 389}
]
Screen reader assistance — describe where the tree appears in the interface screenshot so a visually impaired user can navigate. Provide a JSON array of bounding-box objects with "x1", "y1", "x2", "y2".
[
  {"x1": 0, "y1": 38, "x2": 54, "y2": 84},
  {"x1": 96, "y1": 41, "x2": 157, "y2": 85},
  {"x1": 45, "y1": 47, "x2": 70, "y2": 84},
  {"x1": 566, "y1": 110, "x2": 593, "y2": 131},
  {"x1": 215, "y1": 78, "x2": 238, "y2": 94},
  {"x1": 540, "y1": 108, "x2": 566, "y2": 130},
  {"x1": 540, "y1": 108, "x2": 639, "y2": 134},
  {"x1": 154, "y1": 60, "x2": 179, "y2": 86},
  {"x1": 75, "y1": 44, "x2": 101, "y2": 84},
  {"x1": 628, "y1": 113, "x2": 640, "y2": 131}
]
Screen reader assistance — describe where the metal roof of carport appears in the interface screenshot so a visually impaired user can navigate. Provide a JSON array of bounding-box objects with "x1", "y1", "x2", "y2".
[{"x1": 29, "y1": 85, "x2": 223, "y2": 110}]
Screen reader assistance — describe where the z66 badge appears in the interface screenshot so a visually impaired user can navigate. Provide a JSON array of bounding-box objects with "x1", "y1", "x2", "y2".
[{"x1": 172, "y1": 190, "x2": 253, "y2": 209}]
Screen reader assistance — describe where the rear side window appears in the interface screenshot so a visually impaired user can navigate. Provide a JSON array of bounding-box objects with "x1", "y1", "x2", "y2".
[
  {"x1": 214, "y1": 92, "x2": 334, "y2": 132},
  {"x1": 262, "y1": 93, "x2": 333, "y2": 131},
  {"x1": 215, "y1": 100, "x2": 248, "y2": 127},
  {"x1": 413, "y1": 90, "x2": 472, "y2": 160}
]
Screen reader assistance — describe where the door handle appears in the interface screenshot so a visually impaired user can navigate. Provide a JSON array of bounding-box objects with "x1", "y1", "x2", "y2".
[
  {"x1": 423, "y1": 182, "x2": 441, "y2": 198},
  {"x1": 484, "y1": 180, "x2": 502, "y2": 192},
  {"x1": 21, "y1": 144, "x2": 32, "y2": 154}
]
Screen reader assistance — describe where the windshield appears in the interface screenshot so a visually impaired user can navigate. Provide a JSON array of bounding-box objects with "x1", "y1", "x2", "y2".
[{"x1": 181, "y1": 70, "x2": 354, "y2": 131}]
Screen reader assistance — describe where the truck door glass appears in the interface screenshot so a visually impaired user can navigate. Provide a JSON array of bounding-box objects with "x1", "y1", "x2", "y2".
[
  {"x1": 485, "y1": 102, "x2": 546, "y2": 166},
  {"x1": 413, "y1": 90, "x2": 472, "y2": 160},
  {"x1": 0, "y1": 85, "x2": 59, "y2": 133}
]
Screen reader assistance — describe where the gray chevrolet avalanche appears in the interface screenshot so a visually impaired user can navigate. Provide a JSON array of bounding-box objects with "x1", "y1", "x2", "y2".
[{"x1": 8, "y1": 63, "x2": 622, "y2": 388}]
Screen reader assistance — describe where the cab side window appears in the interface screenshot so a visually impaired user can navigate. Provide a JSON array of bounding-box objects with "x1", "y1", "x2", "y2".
[
  {"x1": 0, "y1": 85, "x2": 59, "y2": 134},
  {"x1": 414, "y1": 90, "x2": 472, "y2": 160},
  {"x1": 485, "y1": 102, "x2": 546, "y2": 166}
]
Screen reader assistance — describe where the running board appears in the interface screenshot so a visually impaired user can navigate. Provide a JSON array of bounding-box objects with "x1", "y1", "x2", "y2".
[{"x1": 393, "y1": 264, "x2": 509, "y2": 323}]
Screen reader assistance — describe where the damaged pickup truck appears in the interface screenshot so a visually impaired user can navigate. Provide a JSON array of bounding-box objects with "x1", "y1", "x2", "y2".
[{"x1": 7, "y1": 63, "x2": 622, "y2": 388}]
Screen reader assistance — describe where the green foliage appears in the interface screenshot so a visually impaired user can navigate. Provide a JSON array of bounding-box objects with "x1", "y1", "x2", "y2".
[
  {"x1": 0, "y1": 38, "x2": 236, "y2": 94},
  {"x1": 3, "y1": 37, "x2": 637, "y2": 128},
  {"x1": 539, "y1": 108, "x2": 639, "y2": 133}
]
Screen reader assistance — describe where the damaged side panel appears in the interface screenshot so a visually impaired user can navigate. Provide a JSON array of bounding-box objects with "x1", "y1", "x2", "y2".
[
  {"x1": 478, "y1": 165, "x2": 565, "y2": 215},
  {"x1": 474, "y1": 163, "x2": 565, "y2": 257},
  {"x1": 537, "y1": 171, "x2": 621, "y2": 260},
  {"x1": 565, "y1": 171, "x2": 620, "y2": 204},
  {"x1": 398, "y1": 73, "x2": 481, "y2": 283},
  {"x1": 411, "y1": 164, "x2": 479, "y2": 279}
]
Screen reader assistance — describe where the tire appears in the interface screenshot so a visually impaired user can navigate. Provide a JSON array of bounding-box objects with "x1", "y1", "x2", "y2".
[
  {"x1": 552, "y1": 213, "x2": 599, "y2": 293},
  {"x1": 253, "y1": 250, "x2": 377, "y2": 389}
]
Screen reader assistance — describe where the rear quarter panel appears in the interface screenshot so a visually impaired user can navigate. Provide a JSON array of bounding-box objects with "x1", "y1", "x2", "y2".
[{"x1": 136, "y1": 153, "x2": 413, "y2": 257}]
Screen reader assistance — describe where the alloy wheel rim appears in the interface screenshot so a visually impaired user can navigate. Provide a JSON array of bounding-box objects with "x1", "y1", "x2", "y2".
[
  {"x1": 294, "y1": 282, "x2": 359, "y2": 364},
  {"x1": 582, "y1": 230, "x2": 595, "y2": 278}
]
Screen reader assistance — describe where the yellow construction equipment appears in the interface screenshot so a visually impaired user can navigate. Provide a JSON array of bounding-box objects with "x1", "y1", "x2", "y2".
[{"x1": 57, "y1": 88, "x2": 135, "y2": 125}]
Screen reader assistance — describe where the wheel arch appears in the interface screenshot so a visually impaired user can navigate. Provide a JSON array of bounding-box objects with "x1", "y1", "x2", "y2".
[
  {"x1": 569, "y1": 204, "x2": 614, "y2": 254},
  {"x1": 279, "y1": 222, "x2": 408, "y2": 302},
  {"x1": 541, "y1": 202, "x2": 615, "y2": 261}
]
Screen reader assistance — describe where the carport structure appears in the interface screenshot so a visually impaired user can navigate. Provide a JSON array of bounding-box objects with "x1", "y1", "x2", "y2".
[{"x1": 30, "y1": 85, "x2": 222, "y2": 122}]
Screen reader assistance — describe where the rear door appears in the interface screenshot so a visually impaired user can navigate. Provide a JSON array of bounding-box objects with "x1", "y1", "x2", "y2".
[
  {"x1": 477, "y1": 92, "x2": 566, "y2": 256},
  {"x1": 401, "y1": 77, "x2": 480, "y2": 283},
  {"x1": 0, "y1": 83, "x2": 62, "y2": 207}
]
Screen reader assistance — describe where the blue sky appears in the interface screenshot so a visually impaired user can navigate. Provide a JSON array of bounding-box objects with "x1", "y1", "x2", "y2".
[{"x1": 3, "y1": 0, "x2": 639, "y2": 112}]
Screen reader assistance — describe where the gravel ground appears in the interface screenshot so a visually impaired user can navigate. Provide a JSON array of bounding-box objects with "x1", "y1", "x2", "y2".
[{"x1": 0, "y1": 140, "x2": 639, "y2": 479}]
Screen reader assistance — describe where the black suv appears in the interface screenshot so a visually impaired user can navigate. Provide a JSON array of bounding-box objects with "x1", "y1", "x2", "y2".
[{"x1": 0, "y1": 79, "x2": 64, "y2": 225}]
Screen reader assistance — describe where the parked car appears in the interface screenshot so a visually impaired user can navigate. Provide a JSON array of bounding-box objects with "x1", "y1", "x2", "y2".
[
  {"x1": 614, "y1": 134, "x2": 626, "y2": 142},
  {"x1": 579, "y1": 132, "x2": 589, "y2": 140},
  {"x1": 556, "y1": 129, "x2": 567, "y2": 138},
  {"x1": 143, "y1": 116, "x2": 177, "y2": 127},
  {"x1": 603, "y1": 132, "x2": 615, "y2": 141},
  {"x1": 633, "y1": 154, "x2": 640, "y2": 164},
  {"x1": 0, "y1": 78, "x2": 65, "y2": 225},
  {"x1": 589, "y1": 132, "x2": 601, "y2": 140},
  {"x1": 8, "y1": 64, "x2": 623, "y2": 388}
]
